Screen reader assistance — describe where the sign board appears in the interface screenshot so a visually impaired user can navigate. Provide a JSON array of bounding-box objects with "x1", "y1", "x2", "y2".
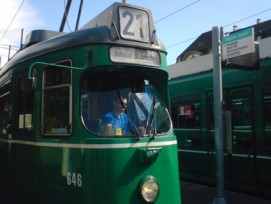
[
  {"x1": 110, "y1": 46, "x2": 161, "y2": 66},
  {"x1": 259, "y1": 37, "x2": 271, "y2": 59},
  {"x1": 178, "y1": 106, "x2": 194, "y2": 119},
  {"x1": 222, "y1": 28, "x2": 255, "y2": 60},
  {"x1": 119, "y1": 6, "x2": 150, "y2": 42}
]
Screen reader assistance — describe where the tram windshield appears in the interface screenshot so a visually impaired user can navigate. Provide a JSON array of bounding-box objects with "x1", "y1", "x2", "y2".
[{"x1": 81, "y1": 73, "x2": 171, "y2": 137}]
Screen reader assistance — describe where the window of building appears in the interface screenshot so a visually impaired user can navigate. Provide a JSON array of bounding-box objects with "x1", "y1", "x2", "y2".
[
  {"x1": 42, "y1": 60, "x2": 72, "y2": 135},
  {"x1": 263, "y1": 84, "x2": 271, "y2": 154}
]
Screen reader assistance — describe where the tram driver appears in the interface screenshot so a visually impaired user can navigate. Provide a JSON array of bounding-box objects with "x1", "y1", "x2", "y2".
[{"x1": 102, "y1": 96, "x2": 132, "y2": 136}]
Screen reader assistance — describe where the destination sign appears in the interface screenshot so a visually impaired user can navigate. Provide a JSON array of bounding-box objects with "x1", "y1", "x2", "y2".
[
  {"x1": 222, "y1": 28, "x2": 255, "y2": 60},
  {"x1": 110, "y1": 46, "x2": 160, "y2": 66},
  {"x1": 119, "y1": 6, "x2": 150, "y2": 42}
]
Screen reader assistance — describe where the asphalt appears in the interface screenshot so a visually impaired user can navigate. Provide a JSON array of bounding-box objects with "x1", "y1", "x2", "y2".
[{"x1": 181, "y1": 181, "x2": 271, "y2": 204}]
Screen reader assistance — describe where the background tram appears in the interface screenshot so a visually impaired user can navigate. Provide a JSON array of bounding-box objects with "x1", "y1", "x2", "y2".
[
  {"x1": 0, "y1": 2, "x2": 181, "y2": 203},
  {"x1": 168, "y1": 19, "x2": 271, "y2": 198}
]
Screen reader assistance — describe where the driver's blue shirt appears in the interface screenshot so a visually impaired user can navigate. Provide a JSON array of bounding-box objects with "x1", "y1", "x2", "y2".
[{"x1": 102, "y1": 111, "x2": 130, "y2": 136}]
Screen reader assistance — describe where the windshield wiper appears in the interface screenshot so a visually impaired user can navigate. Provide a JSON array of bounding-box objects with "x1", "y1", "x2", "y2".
[
  {"x1": 152, "y1": 106, "x2": 157, "y2": 138},
  {"x1": 146, "y1": 96, "x2": 157, "y2": 139},
  {"x1": 116, "y1": 90, "x2": 141, "y2": 140}
]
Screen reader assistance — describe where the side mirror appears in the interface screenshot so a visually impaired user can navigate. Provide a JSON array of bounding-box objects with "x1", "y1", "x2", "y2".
[
  {"x1": 21, "y1": 68, "x2": 37, "y2": 90},
  {"x1": 30, "y1": 68, "x2": 37, "y2": 89}
]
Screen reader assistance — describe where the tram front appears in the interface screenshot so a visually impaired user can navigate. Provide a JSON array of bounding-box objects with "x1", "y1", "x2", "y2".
[
  {"x1": 80, "y1": 69, "x2": 179, "y2": 203},
  {"x1": 78, "y1": 3, "x2": 181, "y2": 204}
]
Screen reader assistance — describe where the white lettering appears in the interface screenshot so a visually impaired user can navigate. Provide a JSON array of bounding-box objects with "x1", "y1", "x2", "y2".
[{"x1": 67, "y1": 172, "x2": 82, "y2": 187}]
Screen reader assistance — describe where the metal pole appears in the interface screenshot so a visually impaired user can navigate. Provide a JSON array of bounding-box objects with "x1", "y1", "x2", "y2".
[
  {"x1": 122, "y1": 0, "x2": 127, "y2": 4},
  {"x1": 75, "y1": 0, "x2": 84, "y2": 30},
  {"x1": 59, "y1": 0, "x2": 72, "y2": 32},
  {"x1": 212, "y1": 26, "x2": 227, "y2": 204},
  {"x1": 8, "y1": 45, "x2": 11, "y2": 61},
  {"x1": 20, "y1": 28, "x2": 24, "y2": 50}
]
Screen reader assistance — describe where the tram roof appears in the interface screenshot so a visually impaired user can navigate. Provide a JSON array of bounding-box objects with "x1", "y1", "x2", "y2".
[{"x1": 1, "y1": 2, "x2": 165, "y2": 76}]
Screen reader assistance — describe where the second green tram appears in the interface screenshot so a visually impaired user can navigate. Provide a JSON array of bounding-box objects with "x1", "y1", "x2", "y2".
[{"x1": 168, "y1": 30, "x2": 271, "y2": 197}]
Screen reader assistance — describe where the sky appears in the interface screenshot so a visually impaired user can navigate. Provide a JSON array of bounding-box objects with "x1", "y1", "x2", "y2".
[{"x1": 0, "y1": 0, "x2": 270, "y2": 67}]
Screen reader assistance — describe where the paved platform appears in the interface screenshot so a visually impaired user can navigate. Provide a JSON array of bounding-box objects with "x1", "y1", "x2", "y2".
[{"x1": 181, "y1": 181, "x2": 271, "y2": 204}]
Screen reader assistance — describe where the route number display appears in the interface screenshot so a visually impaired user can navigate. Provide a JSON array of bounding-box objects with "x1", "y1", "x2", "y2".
[{"x1": 119, "y1": 7, "x2": 150, "y2": 42}]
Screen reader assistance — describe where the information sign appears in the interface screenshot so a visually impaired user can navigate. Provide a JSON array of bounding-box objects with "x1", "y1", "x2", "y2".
[
  {"x1": 222, "y1": 28, "x2": 255, "y2": 60},
  {"x1": 110, "y1": 46, "x2": 160, "y2": 66}
]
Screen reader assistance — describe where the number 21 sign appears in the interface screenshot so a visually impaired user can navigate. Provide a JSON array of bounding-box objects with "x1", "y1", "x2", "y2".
[{"x1": 119, "y1": 7, "x2": 150, "y2": 42}]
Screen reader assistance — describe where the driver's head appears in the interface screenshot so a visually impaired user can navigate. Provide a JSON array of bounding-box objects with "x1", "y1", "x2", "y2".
[{"x1": 113, "y1": 97, "x2": 127, "y2": 112}]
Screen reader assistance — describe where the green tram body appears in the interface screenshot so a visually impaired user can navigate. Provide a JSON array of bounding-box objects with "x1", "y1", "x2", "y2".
[
  {"x1": 168, "y1": 35, "x2": 271, "y2": 197},
  {"x1": 0, "y1": 3, "x2": 181, "y2": 204}
]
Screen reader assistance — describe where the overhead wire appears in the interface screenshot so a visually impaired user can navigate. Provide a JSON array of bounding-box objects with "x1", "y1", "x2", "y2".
[
  {"x1": 1, "y1": 1, "x2": 270, "y2": 53},
  {"x1": 166, "y1": 36, "x2": 198, "y2": 49},
  {"x1": 223, "y1": 8, "x2": 271, "y2": 28},
  {"x1": 155, "y1": 0, "x2": 200, "y2": 24},
  {"x1": 2, "y1": 44, "x2": 19, "y2": 48},
  {"x1": 166, "y1": 8, "x2": 271, "y2": 49},
  {"x1": 0, "y1": 0, "x2": 26, "y2": 43},
  {"x1": 0, "y1": 44, "x2": 20, "y2": 49}
]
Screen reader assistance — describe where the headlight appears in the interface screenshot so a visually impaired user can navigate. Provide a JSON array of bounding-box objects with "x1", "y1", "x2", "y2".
[{"x1": 139, "y1": 176, "x2": 160, "y2": 203}]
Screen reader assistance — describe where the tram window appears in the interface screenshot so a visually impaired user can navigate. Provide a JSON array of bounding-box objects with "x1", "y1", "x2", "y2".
[
  {"x1": 170, "y1": 94, "x2": 201, "y2": 148},
  {"x1": 170, "y1": 94, "x2": 200, "y2": 129},
  {"x1": 263, "y1": 84, "x2": 271, "y2": 154},
  {"x1": 231, "y1": 91, "x2": 252, "y2": 151},
  {"x1": 81, "y1": 73, "x2": 171, "y2": 137},
  {"x1": 0, "y1": 83, "x2": 11, "y2": 135},
  {"x1": 231, "y1": 92, "x2": 252, "y2": 127},
  {"x1": 17, "y1": 70, "x2": 33, "y2": 135},
  {"x1": 45, "y1": 66, "x2": 71, "y2": 87},
  {"x1": 42, "y1": 60, "x2": 72, "y2": 135}
]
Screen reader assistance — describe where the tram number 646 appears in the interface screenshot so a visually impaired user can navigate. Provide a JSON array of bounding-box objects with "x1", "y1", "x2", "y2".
[{"x1": 67, "y1": 172, "x2": 82, "y2": 187}]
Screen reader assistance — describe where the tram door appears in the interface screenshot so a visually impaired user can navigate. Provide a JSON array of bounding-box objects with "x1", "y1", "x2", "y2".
[
  {"x1": 228, "y1": 88, "x2": 256, "y2": 185},
  {"x1": 207, "y1": 87, "x2": 256, "y2": 185}
]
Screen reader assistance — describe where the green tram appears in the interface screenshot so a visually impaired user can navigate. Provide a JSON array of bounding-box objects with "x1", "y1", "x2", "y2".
[
  {"x1": 0, "y1": 2, "x2": 181, "y2": 203},
  {"x1": 168, "y1": 24, "x2": 271, "y2": 197}
]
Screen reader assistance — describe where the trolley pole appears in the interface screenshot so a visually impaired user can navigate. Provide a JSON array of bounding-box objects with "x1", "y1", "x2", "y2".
[
  {"x1": 59, "y1": 0, "x2": 72, "y2": 32},
  {"x1": 8, "y1": 45, "x2": 11, "y2": 61},
  {"x1": 212, "y1": 26, "x2": 227, "y2": 204}
]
